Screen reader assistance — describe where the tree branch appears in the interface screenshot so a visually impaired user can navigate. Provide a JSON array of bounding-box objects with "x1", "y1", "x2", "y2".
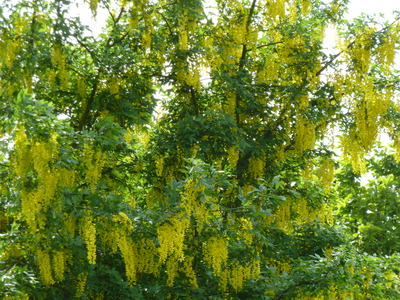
[
  {"x1": 106, "y1": 6, "x2": 126, "y2": 48},
  {"x1": 157, "y1": 10, "x2": 174, "y2": 37},
  {"x1": 77, "y1": 76, "x2": 99, "y2": 131},
  {"x1": 239, "y1": 0, "x2": 257, "y2": 69}
]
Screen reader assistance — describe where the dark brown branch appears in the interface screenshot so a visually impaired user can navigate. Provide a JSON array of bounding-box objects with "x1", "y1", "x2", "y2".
[
  {"x1": 316, "y1": 48, "x2": 346, "y2": 76},
  {"x1": 106, "y1": 6, "x2": 126, "y2": 48},
  {"x1": 157, "y1": 10, "x2": 174, "y2": 37},
  {"x1": 239, "y1": 0, "x2": 257, "y2": 69},
  {"x1": 316, "y1": 18, "x2": 399, "y2": 77},
  {"x1": 75, "y1": 37, "x2": 101, "y2": 66},
  {"x1": 210, "y1": 206, "x2": 248, "y2": 212},
  {"x1": 77, "y1": 76, "x2": 99, "y2": 131},
  {"x1": 103, "y1": 0, "x2": 117, "y2": 24},
  {"x1": 248, "y1": 41, "x2": 284, "y2": 51}
]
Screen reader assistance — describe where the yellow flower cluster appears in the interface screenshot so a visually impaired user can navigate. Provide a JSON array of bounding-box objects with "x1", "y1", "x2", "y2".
[
  {"x1": 81, "y1": 213, "x2": 97, "y2": 264},
  {"x1": 269, "y1": 258, "x2": 291, "y2": 275},
  {"x1": 266, "y1": 0, "x2": 286, "y2": 20},
  {"x1": 157, "y1": 212, "x2": 189, "y2": 263},
  {"x1": 341, "y1": 134, "x2": 367, "y2": 174},
  {"x1": 141, "y1": 13, "x2": 154, "y2": 49},
  {"x1": 394, "y1": 139, "x2": 400, "y2": 163},
  {"x1": 294, "y1": 198, "x2": 309, "y2": 224},
  {"x1": 376, "y1": 28, "x2": 398, "y2": 73},
  {"x1": 155, "y1": 156, "x2": 164, "y2": 177},
  {"x1": 136, "y1": 238, "x2": 159, "y2": 275},
  {"x1": 118, "y1": 234, "x2": 137, "y2": 285},
  {"x1": 45, "y1": 69, "x2": 57, "y2": 86},
  {"x1": 58, "y1": 168, "x2": 76, "y2": 189},
  {"x1": 2, "y1": 243, "x2": 25, "y2": 261},
  {"x1": 88, "y1": 0, "x2": 98, "y2": 15},
  {"x1": 13, "y1": 127, "x2": 31, "y2": 178},
  {"x1": 193, "y1": 203, "x2": 208, "y2": 233},
  {"x1": 75, "y1": 272, "x2": 87, "y2": 298},
  {"x1": 52, "y1": 250, "x2": 66, "y2": 281},
  {"x1": 343, "y1": 76, "x2": 392, "y2": 169},
  {"x1": 51, "y1": 43, "x2": 68, "y2": 88},
  {"x1": 317, "y1": 158, "x2": 335, "y2": 192},
  {"x1": 294, "y1": 117, "x2": 316, "y2": 155},
  {"x1": 348, "y1": 28, "x2": 374, "y2": 74},
  {"x1": 180, "y1": 178, "x2": 205, "y2": 215},
  {"x1": 238, "y1": 217, "x2": 253, "y2": 245},
  {"x1": 219, "y1": 259, "x2": 261, "y2": 292},
  {"x1": 294, "y1": 198, "x2": 333, "y2": 226},
  {"x1": 145, "y1": 186, "x2": 162, "y2": 207},
  {"x1": 24, "y1": 71, "x2": 33, "y2": 94},
  {"x1": 21, "y1": 164, "x2": 59, "y2": 231},
  {"x1": 108, "y1": 77, "x2": 121, "y2": 98},
  {"x1": 37, "y1": 249, "x2": 55, "y2": 286},
  {"x1": 113, "y1": 212, "x2": 134, "y2": 231},
  {"x1": 100, "y1": 213, "x2": 143, "y2": 285},
  {"x1": 176, "y1": 60, "x2": 201, "y2": 91},
  {"x1": 64, "y1": 213, "x2": 77, "y2": 238},
  {"x1": 231, "y1": 18, "x2": 247, "y2": 46},
  {"x1": 178, "y1": 10, "x2": 189, "y2": 51},
  {"x1": 182, "y1": 256, "x2": 198, "y2": 288},
  {"x1": 301, "y1": 0, "x2": 312, "y2": 15},
  {"x1": 224, "y1": 90, "x2": 237, "y2": 116},
  {"x1": 203, "y1": 236, "x2": 228, "y2": 276},
  {"x1": 0, "y1": 36, "x2": 21, "y2": 68},
  {"x1": 20, "y1": 190, "x2": 38, "y2": 231},
  {"x1": 165, "y1": 256, "x2": 179, "y2": 287},
  {"x1": 384, "y1": 271, "x2": 398, "y2": 289},
  {"x1": 83, "y1": 145, "x2": 106, "y2": 192},
  {"x1": 257, "y1": 54, "x2": 280, "y2": 84},
  {"x1": 227, "y1": 146, "x2": 239, "y2": 168},
  {"x1": 77, "y1": 76, "x2": 86, "y2": 99},
  {"x1": 274, "y1": 202, "x2": 292, "y2": 232},
  {"x1": 229, "y1": 263, "x2": 253, "y2": 291},
  {"x1": 248, "y1": 154, "x2": 266, "y2": 179}
]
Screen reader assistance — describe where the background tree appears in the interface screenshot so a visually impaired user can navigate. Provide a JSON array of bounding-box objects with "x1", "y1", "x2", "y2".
[
  {"x1": 0, "y1": 0, "x2": 400, "y2": 299},
  {"x1": 337, "y1": 146, "x2": 400, "y2": 256}
]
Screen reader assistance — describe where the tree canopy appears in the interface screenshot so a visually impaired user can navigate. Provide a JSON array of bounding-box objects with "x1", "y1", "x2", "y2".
[{"x1": 1, "y1": 0, "x2": 400, "y2": 299}]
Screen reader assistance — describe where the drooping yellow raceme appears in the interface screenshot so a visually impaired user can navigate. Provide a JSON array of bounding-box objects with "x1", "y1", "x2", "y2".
[
  {"x1": 13, "y1": 127, "x2": 31, "y2": 178},
  {"x1": 81, "y1": 212, "x2": 97, "y2": 264},
  {"x1": 52, "y1": 249, "x2": 66, "y2": 282},
  {"x1": 248, "y1": 153, "x2": 266, "y2": 179},
  {"x1": 51, "y1": 43, "x2": 68, "y2": 88},
  {"x1": 203, "y1": 236, "x2": 228, "y2": 276},
  {"x1": 37, "y1": 248, "x2": 55, "y2": 286},
  {"x1": 238, "y1": 217, "x2": 253, "y2": 245},
  {"x1": 227, "y1": 146, "x2": 240, "y2": 168},
  {"x1": 218, "y1": 259, "x2": 261, "y2": 292},
  {"x1": 294, "y1": 117, "x2": 316, "y2": 155},
  {"x1": 157, "y1": 212, "x2": 190, "y2": 263},
  {"x1": 136, "y1": 237, "x2": 159, "y2": 276},
  {"x1": 180, "y1": 178, "x2": 206, "y2": 215},
  {"x1": 75, "y1": 272, "x2": 87, "y2": 298},
  {"x1": 82, "y1": 145, "x2": 106, "y2": 192},
  {"x1": 117, "y1": 234, "x2": 137, "y2": 285},
  {"x1": 317, "y1": 158, "x2": 335, "y2": 192}
]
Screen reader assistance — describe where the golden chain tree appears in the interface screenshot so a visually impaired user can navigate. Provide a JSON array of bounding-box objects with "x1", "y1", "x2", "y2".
[{"x1": 0, "y1": 0, "x2": 400, "y2": 298}]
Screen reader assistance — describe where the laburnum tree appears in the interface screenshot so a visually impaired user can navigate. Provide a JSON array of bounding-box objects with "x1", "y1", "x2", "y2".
[{"x1": 1, "y1": 0, "x2": 400, "y2": 298}]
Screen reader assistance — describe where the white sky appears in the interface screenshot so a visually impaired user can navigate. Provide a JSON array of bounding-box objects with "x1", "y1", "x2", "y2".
[
  {"x1": 346, "y1": 0, "x2": 399, "y2": 20},
  {"x1": 75, "y1": 0, "x2": 400, "y2": 37}
]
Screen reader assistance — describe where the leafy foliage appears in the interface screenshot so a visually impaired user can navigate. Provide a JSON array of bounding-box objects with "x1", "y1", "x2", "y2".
[{"x1": 0, "y1": 0, "x2": 400, "y2": 299}]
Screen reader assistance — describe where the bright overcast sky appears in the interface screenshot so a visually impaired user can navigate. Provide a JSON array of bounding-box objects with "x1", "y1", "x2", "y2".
[
  {"x1": 79, "y1": 0, "x2": 400, "y2": 36},
  {"x1": 346, "y1": 0, "x2": 399, "y2": 20}
]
